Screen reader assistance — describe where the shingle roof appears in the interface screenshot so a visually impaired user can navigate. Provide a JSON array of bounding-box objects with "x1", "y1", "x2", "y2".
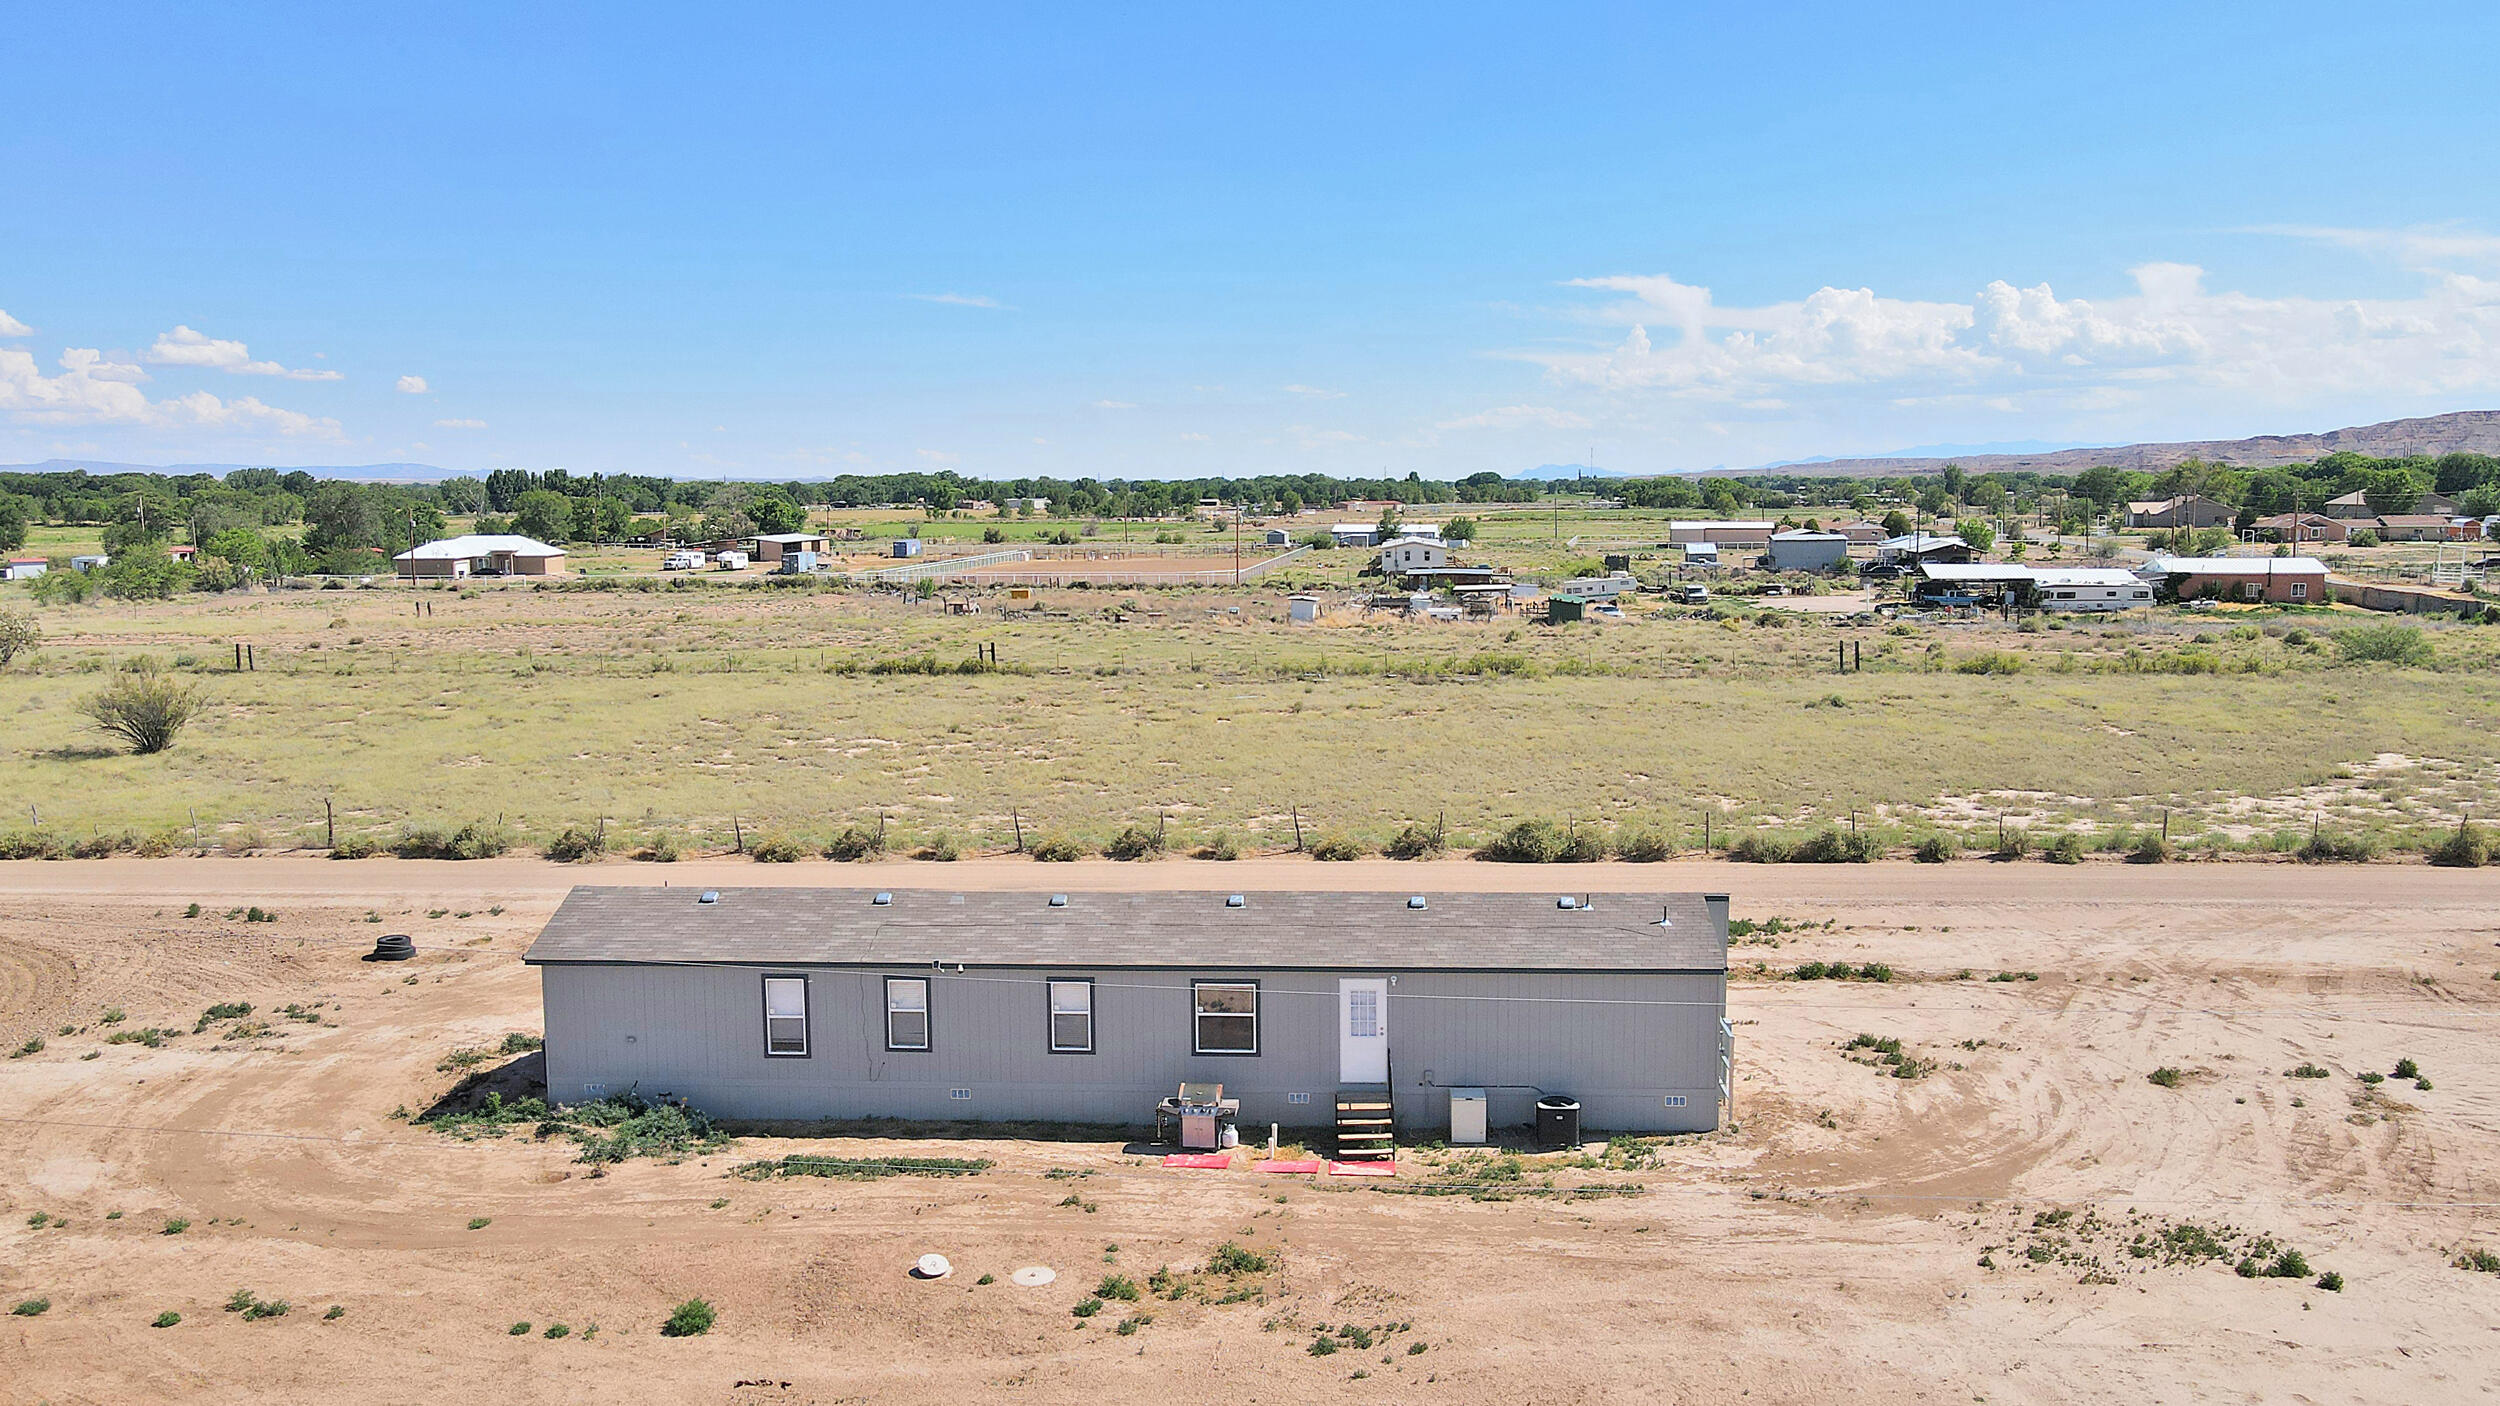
[
  {"x1": 524, "y1": 887, "x2": 1728, "y2": 972},
  {"x1": 393, "y1": 534, "x2": 565, "y2": 561}
]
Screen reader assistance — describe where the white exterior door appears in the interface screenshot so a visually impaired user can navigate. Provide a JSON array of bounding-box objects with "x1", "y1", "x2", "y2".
[{"x1": 1339, "y1": 978, "x2": 1388, "y2": 1084}]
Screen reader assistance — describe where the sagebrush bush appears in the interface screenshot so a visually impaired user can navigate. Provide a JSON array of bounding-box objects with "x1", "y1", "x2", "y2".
[
  {"x1": 745, "y1": 833, "x2": 811, "y2": 863},
  {"x1": 2296, "y1": 830, "x2": 2376, "y2": 863},
  {"x1": 2429, "y1": 823, "x2": 2489, "y2": 868},
  {"x1": 1308, "y1": 833, "x2": 1366, "y2": 861},
  {"x1": 1029, "y1": 833, "x2": 1089, "y2": 862},
  {"x1": 2041, "y1": 833, "x2": 2085, "y2": 864},
  {"x1": 1383, "y1": 822, "x2": 1442, "y2": 860},
  {"x1": 1103, "y1": 824, "x2": 1164, "y2": 861},
  {"x1": 544, "y1": 825, "x2": 605, "y2": 863},
  {"x1": 81, "y1": 659, "x2": 202, "y2": 754},
  {"x1": 1615, "y1": 827, "x2": 1676, "y2": 863},
  {"x1": 822, "y1": 824, "x2": 886, "y2": 861},
  {"x1": 1914, "y1": 833, "x2": 1960, "y2": 864},
  {"x1": 2336, "y1": 624, "x2": 2435, "y2": 666}
]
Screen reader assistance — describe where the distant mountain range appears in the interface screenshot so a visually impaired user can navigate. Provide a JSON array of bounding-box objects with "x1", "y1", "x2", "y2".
[{"x1": 1732, "y1": 410, "x2": 2500, "y2": 479}]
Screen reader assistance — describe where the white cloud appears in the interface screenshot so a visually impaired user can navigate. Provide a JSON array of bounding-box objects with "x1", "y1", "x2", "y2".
[
  {"x1": 1283, "y1": 384, "x2": 1345, "y2": 398},
  {"x1": 915, "y1": 448, "x2": 958, "y2": 464},
  {"x1": 2255, "y1": 224, "x2": 2500, "y2": 271},
  {"x1": 1437, "y1": 403, "x2": 1591, "y2": 432},
  {"x1": 1092, "y1": 399, "x2": 1138, "y2": 410},
  {"x1": 1177, "y1": 431, "x2": 1210, "y2": 442},
  {"x1": 907, "y1": 292, "x2": 1006, "y2": 309},
  {"x1": 0, "y1": 310, "x2": 30, "y2": 337},
  {"x1": 3, "y1": 342, "x2": 338, "y2": 438},
  {"x1": 159, "y1": 391, "x2": 343, "y2": 438},
  {"x1": 146, "y1": 325, "x2": 344, "y2": 381},
  {"x1": 433, "y1": 418, "x2": 487, "y2": 429},
  {"x1": 1532, "y1": 237, "x2": 2500, "y2": 425},
  {"x1": 396, "y1": 375, "x2": 429, "y2": 394}
]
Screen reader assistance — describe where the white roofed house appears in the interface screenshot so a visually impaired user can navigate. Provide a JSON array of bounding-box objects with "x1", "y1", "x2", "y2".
[
  {"x1": 1375, "y1": 536, "x2": 1449, "y2": 577},
  {"x1": 391, "y1": 534, "x2": 568, "y2": 579}
]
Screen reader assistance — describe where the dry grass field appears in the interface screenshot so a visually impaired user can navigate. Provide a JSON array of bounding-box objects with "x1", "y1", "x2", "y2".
[
  {"x1": 3, "y1": 859, "x2": 2498, "y2": 1405},
  {"x1": 2, "y1": 573, "x2": 2497, "y2": 863}
]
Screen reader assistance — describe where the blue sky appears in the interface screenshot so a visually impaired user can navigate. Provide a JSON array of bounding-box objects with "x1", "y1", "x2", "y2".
[{"x1": 5, "y1": 3, "x2": 2498, "y2": 479}]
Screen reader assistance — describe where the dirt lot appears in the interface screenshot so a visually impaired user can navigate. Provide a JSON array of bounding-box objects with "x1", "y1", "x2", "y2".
[{"x1": 4, "y1": 860, "x2": 2499, "y2": 1404}]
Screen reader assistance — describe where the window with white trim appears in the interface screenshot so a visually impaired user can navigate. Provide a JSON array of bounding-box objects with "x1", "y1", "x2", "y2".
[
  {"x1": 2289, "y1": 582, "x2": 2307, "y2": 600},
  {"x1": 1048, "y1": 979, "x2": 1094, "y2": 1053},
  {"x1": 885, "y1": 976, "x2": 930, "y2": 1051},
  {"x1": 763, "y1": 975, "x2": 808, "y2": 1057},
  {"x1": 1193, "y1": 981, "x2": 1259, "y2": 1055}
]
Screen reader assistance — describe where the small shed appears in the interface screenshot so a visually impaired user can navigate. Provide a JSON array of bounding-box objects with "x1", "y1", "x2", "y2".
[
  {"x1": 3, "y1": 557, "x2": 47, "y2": 581},
  {"x1": 1547, "y1": 593, "x2": 1587, "y2": 623},
  {"x1": 1287, "y1": 594, "x2": 1325, "y2": 624},
  {"x1": 1263, "y1": 528, "x2": 1292, "y2": 547},
  {"x1": 753, "y1": 532, "x2": 832, "y2": 562},
  {"x1": 891, "y1": 538, "x2": 925, "y2": 559},
  {"x1": 70, "y1": 555, "x2": 109, "y2": 572},
  {"x1": 1764, "y1": 530, "x2": 1849, "y2": 572}
]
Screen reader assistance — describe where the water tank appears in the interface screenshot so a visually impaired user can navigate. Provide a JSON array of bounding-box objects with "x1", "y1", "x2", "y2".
[
  {"x1": 1535, "y1": 1094, "x2": 1581, "y2": 1151},
  {"x1": 1448, "y1": 1088, "x2": 1487, "y2": 1146}
]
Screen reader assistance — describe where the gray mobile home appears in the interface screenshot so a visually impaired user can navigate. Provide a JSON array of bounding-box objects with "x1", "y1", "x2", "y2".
[{"x1": 526, "y1": 888, "x2": 1731, "y2": 1141}]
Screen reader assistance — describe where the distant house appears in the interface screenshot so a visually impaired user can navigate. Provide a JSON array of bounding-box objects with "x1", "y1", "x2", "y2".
[
  {"x1": 2024, "y1": 567, "x2": 2154, "y2": 612},
  {"x1": 1876, "y1": 532, "x2": 1974, "y2": 565},
  {"x1": 2138, "y1": 555, "x2": 2328, "y2": 604},
  {"x1": 2374, "y1": 515, "x2": 2481, "y2": 543},
  {"x1": 891, "y1": 538, "x2": 924, "y2": 559},
  {"x1": 1558, "y1": 573, "x2": 1639, "y2": 599},
  {"x1": 2325, "y1": 488, "x2": 2457, "y2": 520},
  {"x1": 751, "y1": 532, "x2": 831, "y2": 562},
  {"x1": 1762, "y1": 530, "x2": 1849, "y2": 572},
  {"x1": 1330, "y1": 523, "x2": 1384, "y2": 549},
  {"x1": 1666, "y1": 519, "x2": 1775, "y2": 547},
  {"x1": 167, "y1": 544, "x2": 198, "y2": 561},
  {"x1": 1823, "y1": 521, "x2": 1888, "y2": 545},
  {"x1": 2249, "y1": 512, "x2": 2351, "y2": 545},
  {"x1": 2125, "y1": 495, "x2": 2233, "y2": 530},
  {"x1": 1262, "y1": 528, "x2": 1292, "y2": 547},
  {"x1": 2, "y1": 558, "x2": 47, "y2": 581},
  {"x1": 1376, "y1": 536, "x2": 1449, "y2": 576},
  {"x1": 391, "y1": 534, "x2": 567, "y2": 579},
  {"x1": 69, "y1": 554, "x2": 109, "y2": 572}
]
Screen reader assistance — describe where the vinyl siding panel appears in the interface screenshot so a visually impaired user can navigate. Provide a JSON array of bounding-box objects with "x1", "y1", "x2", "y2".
[{"x1": 542, "y1": 964, "x2": 1723, "y2": 1135}]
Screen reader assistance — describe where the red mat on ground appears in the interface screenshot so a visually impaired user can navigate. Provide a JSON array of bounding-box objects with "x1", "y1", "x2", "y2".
[
  {"x1": 1162, "y1": 1153, "x2": 1234, "y2": 1170},
  {"x1": 1252, "y1": 1159, "x2": 1325, "y2": 1174},
  {"x1": 1327, "y1": 1160, "x2": 1397, "y2": 1178}
]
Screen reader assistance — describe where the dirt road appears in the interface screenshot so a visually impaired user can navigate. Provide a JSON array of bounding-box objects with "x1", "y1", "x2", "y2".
[{"x1": 3, "y1": 863, "x2": 2498, "y2": 1403}]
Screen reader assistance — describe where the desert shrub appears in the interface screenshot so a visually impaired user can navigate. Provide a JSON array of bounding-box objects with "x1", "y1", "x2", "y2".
[
  {"x1": 1615, "y1": 827, "x2": 1676, "y2": 862},
  {"x1": 80, "y1": 659, "x2": 202, "y2": 754},
  {"x1": 1204, "y1": 1242, "x2": 1271, "y2": 1276},
  {"x1": 2128, "y1": 834, "x2": 2171, "y2": 864},
  {"x1": 2288, "y1": 1063, "x2": 2330, "y2": 1079},
  {"x1": 2041, "y1": 833, "x2": 2085, "y2": 864},
  {"x1": 633, "y1": 833, "x2": 681, "y2": 863},
  {"x1": 1477, "y1": 819, "x2": 1565, "y2": 863},
  {"x1": 1308, "y1": 832, "x2": 1366, "y2": 861},
  {"x1": 1726, "y1": 832, "x2": 1791, "y2": 864},
  {"x1": 0, "y1": 609, "x2": 38, "y2": 666},
  {"x1": 915, "y1": 831, "x2": 960, "y2": 862},
  {"x1": 1953, "y1": 650, "x2": 2025, "y2": 675},
  {"x1": 661, "y1": 1298, "x2": 715, "y2": 1336},
  {"x1": 329, "y1": 835, "x2": 381, "y2": 859},
  {"x1": 567, "y1": 1091, "x2": 728, "y2": 1164},
  {"x1": 394, "y1": 820, "x2": 514, "y2": 860},
  {"x1": 152, "y1": 1310, "x2": 181, "y2": 1327},
  {"x1": 2296, "y1": 830, "x2": 2376, "y2": 863},
  {"x1": 1095, "y1": 1274, "x2": 1141, "y2": 1301},
  {"x1": 2393, "y1": 1058, "x2": 2420, "y2": 1080},
  {"x1": 1383, "y1": 822, "x2": 1443, "y2": 860},
  {"x1": 1993, "y1": 828, "x2": 2030, "y2": 859},
  {"x1": 0, "y1": 829, "x2": 66, "y2": 860},
  {"x1": 1103, "y1": 824, "x2": 1165, "y2": 861},
  {"x1": 1914, "y1": 833, "x2": 1960, "y2": 864},
  {"x1": 12, "y1": 1297, "x2": 50, "y2": 1316},
  {"x1": 2456, "y1": 1248, "x2": 2500, "y2": 1274},
  {"x1": 1071, "y1": 1298, "x2": 1103, "y2": 1318},
  {"x1": 2316, "y1": 1271, "x2": 2343, "y2": 1291},
  {"x1": 1029, "y1": 833, "x2": 1089, "y2": 862},
  {"x1": 822, "y1": 824, "x2": 886, "y2": 861},
  {"x1": 746, "y1": 833, "x2": 811, "y2": 863},
  {"x1": 2336, "y1": 624, "x2": 2434, "y2": 666},
  {"x1": 544, "y1": 825, "x2": 605, "y2": 863},
  {"x1": 10, "y1": 1035, "x2": 43, "y2": 1058},
  {"x1": 1200, "y1": 831, "x2": 1242, "y2": 861},
  {"x1": 1790, "y1": 827, "x2": 1877, "y2": 863},
  {"x1": 1792, "y1": 961, "x2": 1829, "y2": 980},
  {"x1": 2147, "y1": 1066, "x2": 2183, "y2": 1088},
  {"x1": 2429, "y1": 823, "x2": 2489, "y2": 868}
]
